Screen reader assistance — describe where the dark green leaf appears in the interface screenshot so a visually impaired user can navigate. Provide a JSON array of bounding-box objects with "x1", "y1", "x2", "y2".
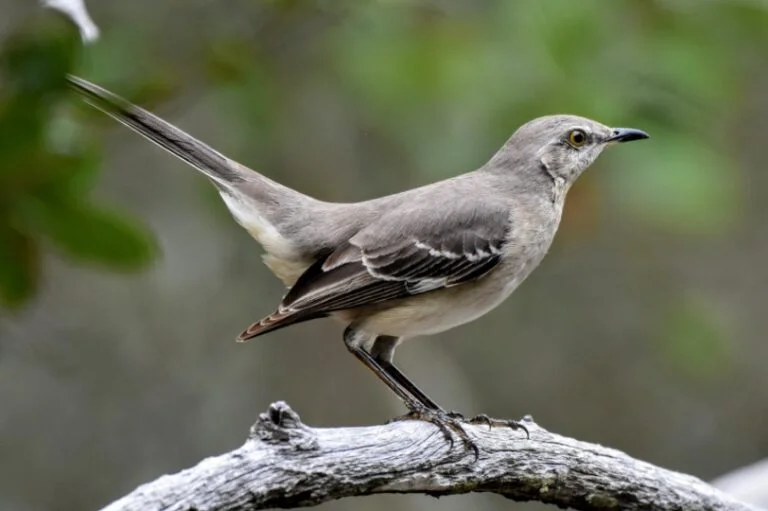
[
  {"x1": 0, "y1": 227, "x2": 39, "y2": 308},
  {"x1": 0, "y1": 16, "x2": 79, "y2": 100},
  {"x1": 0, "y1": 16, "x2": 80, "y2": 175},
  {"x1": 37, "y1": 202, "x2": 157, "y2": 270}
]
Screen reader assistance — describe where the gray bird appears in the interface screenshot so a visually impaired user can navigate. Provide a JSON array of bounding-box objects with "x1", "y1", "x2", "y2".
[{"x1": 67, "y1": 75, "x2": 649, "y2": 444}]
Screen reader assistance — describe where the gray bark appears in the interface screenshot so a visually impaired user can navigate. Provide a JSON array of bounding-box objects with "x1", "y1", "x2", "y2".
[
  {"x1": 99, "y1": 401, "x2": 761, "y2": 511},
  {"x1": 713, "y1": 459, "x2": 768, "y2": 508}
]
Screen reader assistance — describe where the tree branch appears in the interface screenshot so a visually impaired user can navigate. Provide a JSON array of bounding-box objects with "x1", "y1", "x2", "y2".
[
  {"x1": 713, "y1": 458, "x2": 768, "y2": 508},
  {"x1": 99, "y1": 401, "x2": 760, "y2": 511}
]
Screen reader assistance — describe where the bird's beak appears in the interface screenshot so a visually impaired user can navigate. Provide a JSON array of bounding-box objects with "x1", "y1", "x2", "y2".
[{"x1": 604, "y1": 127, "x2": 650, "y2": 144}]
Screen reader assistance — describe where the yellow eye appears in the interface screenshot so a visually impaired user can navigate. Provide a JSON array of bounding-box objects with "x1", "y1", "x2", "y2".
[{"x1": 568, "y1": 129, "x2": 587, "y2": 147}]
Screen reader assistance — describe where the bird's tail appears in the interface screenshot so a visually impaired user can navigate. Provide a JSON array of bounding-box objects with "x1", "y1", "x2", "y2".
[
  {"x1": 66, "y1": 75, "x2": 247, "y2": 187},
  {"x1": 236, "y1": 309, "x2": 327, "y2": 341},
  {"x1": 66, "y1": 75, "x2": 324, "y2": 278}
]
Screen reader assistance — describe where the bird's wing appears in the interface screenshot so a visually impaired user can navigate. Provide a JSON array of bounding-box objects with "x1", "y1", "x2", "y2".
[{"x1": 238, "y1": 201, "x2": 510, "y2": 339}]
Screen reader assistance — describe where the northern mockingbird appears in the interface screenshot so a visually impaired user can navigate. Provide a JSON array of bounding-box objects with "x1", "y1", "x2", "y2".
[{"x1": 67, "y1": 75, "x2": 648, "y2": 446}]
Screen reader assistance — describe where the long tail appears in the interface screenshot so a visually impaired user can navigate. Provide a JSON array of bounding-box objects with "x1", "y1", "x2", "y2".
[
  {"x1": 66, "y1": 75, "x2": 247, "y2": 187},
  {"x1": 236, "y1": 309, "x2": 327, "y2": 341}
]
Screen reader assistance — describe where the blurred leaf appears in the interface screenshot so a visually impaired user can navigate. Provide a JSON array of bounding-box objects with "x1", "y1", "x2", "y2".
[
  {"x1": 0, "y1": 17, "x2": 79, "y2": 100},
  {"x1": 656, "y1": 296, "x2": 732, "y2": 381},
  {"x1": 607, "y1": 131, "x2": 740, "y2": 235},
  {"x1": 0, "y1": 138, "x2": 102, "y2": 235},
  {"x1": 0, "y1": 18, "x2": 80, "y2": 174},
  {"x1": 34, "y1": 201, "x2": 157, "y2": 270},
  {"x1": 0, "y1": 228, "x2": 40, "y2": 308},
  {"x1": 0, "y1": 14, "x2": 159, "y2": 309},
  {"x1": 34, "y1": 142, "x2": 103, "y2": 199},
  {"x1": 204, "y1": 38, "x2": 256, "y2": 83}
]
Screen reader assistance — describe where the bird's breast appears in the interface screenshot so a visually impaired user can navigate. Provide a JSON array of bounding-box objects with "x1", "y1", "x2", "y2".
[
  {"x1": 350, "y1": 253, "x2": 546, "y2": 338},
  {"x1": 351, "y1": 206, "x2": 561, "y2": 338}
]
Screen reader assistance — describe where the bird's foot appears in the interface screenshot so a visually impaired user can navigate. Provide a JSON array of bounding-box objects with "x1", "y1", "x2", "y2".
[
  {"x1": 442, "y1": 411, "x2": 530, "y2": 439},
  {"x1": 389, "y1": 407, "x2": 479, "y2": 459},
  {"x1": 464, "y1": 413, "x2": 530, "y2": 439}
]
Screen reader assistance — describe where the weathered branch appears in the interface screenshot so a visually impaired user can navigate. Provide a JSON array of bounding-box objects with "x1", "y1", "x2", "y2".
[
  {"x1": 713, "y1": 458, "x2": 768, "y2": 507},
  {"x1": 100, "y1": 402, "x2": 760, "y2": 511}
]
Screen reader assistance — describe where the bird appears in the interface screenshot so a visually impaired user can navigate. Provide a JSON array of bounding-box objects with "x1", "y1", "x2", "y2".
[{"x1": 67, "y1": 75, "x2": 649, "y2": 448}]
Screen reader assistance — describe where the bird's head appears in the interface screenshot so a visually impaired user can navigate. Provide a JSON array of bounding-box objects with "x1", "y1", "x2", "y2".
[{"x1": 489, "y1": 114, "x2": 649, "y2": 188}]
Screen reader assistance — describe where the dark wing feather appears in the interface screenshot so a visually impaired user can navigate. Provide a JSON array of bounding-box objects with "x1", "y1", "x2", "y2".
[
  {"x1": 285, "y1": 203, "x2": 507, "y2": 312},
  {"x1": 238, "y1": 202, "x2": 509, "y2": 340}
]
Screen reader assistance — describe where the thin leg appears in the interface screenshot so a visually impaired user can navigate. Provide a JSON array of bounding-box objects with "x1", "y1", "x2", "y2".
[
  {"x1": 367, "y1": 333, "x2": 529, "y2": 441},
  {"x1": 345, "y1": 327, "x2": 478, "y2": 457},
  {"x1": 379, "y1": 361, "x2": 442, "y2": 410},
  {"x1": 343, "y1": 327, "x2": 423, "y2": 411},
  {"x1": 371, "y1": 335, "x2": 442, "y2": 411}
]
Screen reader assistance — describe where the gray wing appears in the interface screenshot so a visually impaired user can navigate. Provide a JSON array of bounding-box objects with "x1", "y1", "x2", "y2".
[{"x1": 276, "y1": 202, "x2": 510, "y2": 316}]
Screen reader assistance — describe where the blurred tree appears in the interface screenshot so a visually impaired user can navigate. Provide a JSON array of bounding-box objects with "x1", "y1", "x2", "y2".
[
  {"x1": 0, "y1": 16, "x2": 155, "y2": 308},
  {"x1": 2, "y1": 2, "x2": 768, "y2": 509}
]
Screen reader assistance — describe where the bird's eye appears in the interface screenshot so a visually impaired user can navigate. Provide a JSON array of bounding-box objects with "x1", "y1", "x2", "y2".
[{"x1": 567, "y1": 129, "x2": 587, "y2": 147}]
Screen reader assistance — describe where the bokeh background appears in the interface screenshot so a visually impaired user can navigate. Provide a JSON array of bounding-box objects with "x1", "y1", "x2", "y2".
[{"x1": 1, "y1": 1, "x2": 767, "y2": 510}]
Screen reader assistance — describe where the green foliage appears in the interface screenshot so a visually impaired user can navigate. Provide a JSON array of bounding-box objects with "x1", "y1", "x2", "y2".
[
  {"x1": 656, "y1": 295, "x2": 733, "y2": 382},
  {"x1": 0, "y1": 18, "x2": 155, "y2": 309},
  {"x1": 194, "y1": 0, "x2": 767, "y2": 379},
  {"x1": 610, "y1": 130, "x2": 739, "y2": 235},
  {"x1": 318, "y1": 0, "x2": 763, "y2": 228},
  {"x1": 3, "y1": 1, "x2": 768, "y2": 385}
]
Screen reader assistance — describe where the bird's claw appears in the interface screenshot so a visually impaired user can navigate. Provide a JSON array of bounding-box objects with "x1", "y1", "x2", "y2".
[
  {"x1": 390, "y1": 407, "x2": 480, "y2": 459},
  {"x1": 466, "y1": 413, "x2": 530, "y2": 439},
  {"x1": 413, "y1": 410, "x2": 530, "y2": 438},
  {"x1": 389, "y1": 408, "x2": 530, "y2": 459}
]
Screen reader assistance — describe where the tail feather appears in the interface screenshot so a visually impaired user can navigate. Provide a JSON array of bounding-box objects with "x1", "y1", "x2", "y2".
[
  {"x1": 69, "y1": 75, "x2": 326, "y2": 293},
  {"x1": 66, "y1": 75, "x2": 245, "y2": 186},
  {"x1": 236, "y1": 310, "x2": 327, "y2": 342}
]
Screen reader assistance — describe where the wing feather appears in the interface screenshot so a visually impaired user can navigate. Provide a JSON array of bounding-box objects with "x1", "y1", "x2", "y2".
[
  {"x1": 285, "y1": 203, "x2": 508, "y2": 313},
  {"x1": 238, "y1": 202, "x2": 510, "y2": 340}
]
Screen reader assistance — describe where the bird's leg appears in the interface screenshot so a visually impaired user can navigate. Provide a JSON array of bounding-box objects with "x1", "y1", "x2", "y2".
[
  {"x1": 370, "y1": 335, "x2": 442, "y2": 410},
  {"x1": 343, "y1": 328, "x2": 426, "y2": 412},
  {"x1": 370, "y1": 337, "x2": 476, "y2": 421},
  {"x1": 368, "y1": 335, "x2": 529, "y2": 440},
  {"x1": 344, "y1": 329, "x2": 477, "y2": 457}
]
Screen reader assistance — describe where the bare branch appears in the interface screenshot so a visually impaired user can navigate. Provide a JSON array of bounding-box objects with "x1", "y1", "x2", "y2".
[
  {"x1": 713, "y1": 458, "x2": 768, "y2": 508},
  {"x1": 97, "y1": 402, "x2": 761, "y2": 511}
]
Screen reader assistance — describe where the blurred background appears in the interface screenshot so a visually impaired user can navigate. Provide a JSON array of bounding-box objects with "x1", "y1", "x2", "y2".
[{"x1": 1, "y1": 1, "x2": 767, "y2": 510}]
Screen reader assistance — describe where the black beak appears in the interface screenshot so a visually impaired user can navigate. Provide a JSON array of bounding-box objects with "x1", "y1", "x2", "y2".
[{"x1": 605, "y1": 127, "x2": 650, "y2": 143}]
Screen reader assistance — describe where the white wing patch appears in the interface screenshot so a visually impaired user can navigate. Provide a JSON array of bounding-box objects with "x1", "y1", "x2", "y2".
[
  {"x1": 405, "y1": 278, "x2": 446, "y2": 294},
  {"x1": 413, "y1": 240, "x2": 461, "y2": 259}
]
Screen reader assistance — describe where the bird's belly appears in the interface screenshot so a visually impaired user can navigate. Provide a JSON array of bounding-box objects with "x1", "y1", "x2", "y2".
[
  {"x1": 352, "y1": 275, "x2": 518, "y2": 338},
  {"x1": 262, "y1": 253, "x2": 312, "y2": 287},
  {"x1": 347, "y1": 248, "x2": 548, "y2": 338}
]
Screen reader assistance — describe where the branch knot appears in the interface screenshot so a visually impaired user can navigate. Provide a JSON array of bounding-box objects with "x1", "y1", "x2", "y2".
[{"x1": 250, "y1": 401, "x2": 319, "y2": 450}]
